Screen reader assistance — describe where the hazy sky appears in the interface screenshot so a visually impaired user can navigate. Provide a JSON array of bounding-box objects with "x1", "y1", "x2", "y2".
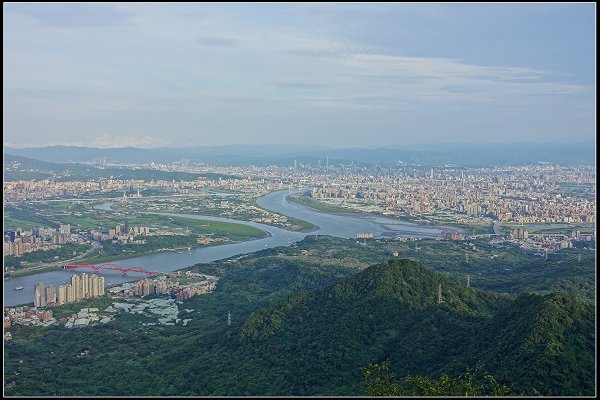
[{"x1": 3, "y1": 3, "x2": 596, "y2": 148}]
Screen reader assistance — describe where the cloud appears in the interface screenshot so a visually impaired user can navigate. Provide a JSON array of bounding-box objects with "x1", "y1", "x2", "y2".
[
  {"x1": 196, "y1": 36, "x2": 239, "y2": 47},
  {"x1": 6, "y1": 3, "x2": 131, "y2": 27},
  {"x1": 269, "y1": 81, "x2": 326, "y2": 89}
]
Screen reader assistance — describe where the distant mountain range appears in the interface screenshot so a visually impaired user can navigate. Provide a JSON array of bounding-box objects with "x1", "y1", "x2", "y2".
[
  {"x1": 4, "y1": 140, "x2": 595, "y2": 167},
  {"x1": 3, "y1": 154, "x2": 238, "y2": 181}
]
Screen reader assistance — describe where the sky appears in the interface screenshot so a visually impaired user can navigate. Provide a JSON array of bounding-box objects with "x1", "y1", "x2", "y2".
[{"x1": 3, "y1": 3, "x2": 596, "y2": 148}]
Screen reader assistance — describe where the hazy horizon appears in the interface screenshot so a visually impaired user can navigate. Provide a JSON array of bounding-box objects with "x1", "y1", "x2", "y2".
[
  {"x1": 4, "y1": 138, "x2": 596, "y2": 151},
  {"x1": 4, "y1": 3, "x2": 596, "y2": 148}
]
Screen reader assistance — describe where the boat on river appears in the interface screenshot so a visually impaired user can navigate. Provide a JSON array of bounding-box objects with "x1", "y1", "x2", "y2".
[{"x1": 14, "y1": 286, "x2": 24, "y2": 291}]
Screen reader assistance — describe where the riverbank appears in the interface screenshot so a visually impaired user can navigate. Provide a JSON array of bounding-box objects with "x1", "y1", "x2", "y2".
[
  {"x1": 287, "y1": 194, "x2": 467, "y2": 230},
  {"x1": 5, "y1": 189, "x2": 454, "y2": 306}
]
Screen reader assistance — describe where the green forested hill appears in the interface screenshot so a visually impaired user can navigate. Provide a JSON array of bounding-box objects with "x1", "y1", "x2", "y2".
[
  {"x1": 468, "y1": 292, "x2": 595, "y2": 395},
  {"x1": 226, "y1": 260, "x2": 594, "y2": 395},
  {"x1": 4, "y1": 257, "x2": 595, "y2": 396}
]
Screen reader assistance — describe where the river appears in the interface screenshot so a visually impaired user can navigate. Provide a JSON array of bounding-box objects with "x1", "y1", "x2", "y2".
[{"x1": 4, "y1": 189, "x2": 453, "y2": 306}]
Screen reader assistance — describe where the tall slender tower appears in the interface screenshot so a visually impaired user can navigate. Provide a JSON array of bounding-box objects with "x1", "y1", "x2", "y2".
[
  {"x1": 466, "y1": 275, "x2": 470, "y2": 288},
  {"x1": 437, "y1": 283, "x2": 443, "y2": 304},
  {"x1": 227, "y1": 311, "x2": 232, "y2": 326}
]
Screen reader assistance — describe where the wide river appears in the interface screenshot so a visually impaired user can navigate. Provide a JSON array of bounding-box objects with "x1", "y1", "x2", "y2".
[{"x1": 4, "y1": 190, "x2": 454, "y2": 306}]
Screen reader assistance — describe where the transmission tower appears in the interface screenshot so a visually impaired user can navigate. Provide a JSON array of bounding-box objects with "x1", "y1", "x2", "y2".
[
  {"x1": 578, "y1": 253, "x2": 581, "y2": 263},
  {"x1": 227, "y1": 311, "x2": 231, "y2": 326},
  {"x1": 465, "y1": 253, "x2": 469, "y2": 263},
  {"x1": 437, "y1": 283, "x2": 443, "y2": 304},
  {"x1": 466, "y1": 275, "x2": 470, "y2": 288}
]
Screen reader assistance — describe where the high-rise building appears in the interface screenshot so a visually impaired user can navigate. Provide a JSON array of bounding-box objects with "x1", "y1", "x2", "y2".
[
  {"x1": 124, "y1": 220, "x2": 129, "y2": 234},
  {"x1": 142, "y1": 279, "x2": 152, "y2": 296},
  {"x1": 3, "y1": 241, "x2": 13, "y2": 256},
  {"x1": 58, "y1": 285, "x2": 67, "y2": 305},
  {"x1": 91, "y1": 274, "x2": 99, "y2": 298},
  {"x1": 59, "y1": 224, "x2": 71, "y2": 235},
  {"x1": 34, "y1": 283, "x2": 46, "y2": 307},
  {"x1": 71, "y1": 274, "x2": 81, "y2": 301},
  {"x1": 66, "y1": 285, "x2": 76, "y2": 303},
  {"x1": 98, "y1": 276, "x2": 105, "y2": 296},
  {"x1": 81, "y1": 273, "x2": 89, "y2": 298},
  {"x1": 45, "y1": 286, "x2": 57, "y2": 305},
  {"x1": 134, "y1": 280, "x2": 144, "y2": 296}
]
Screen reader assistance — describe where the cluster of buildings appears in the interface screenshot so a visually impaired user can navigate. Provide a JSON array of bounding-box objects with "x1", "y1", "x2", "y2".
[
  {"x1": 506, "y1": 229, "x2": 596, "y2": 254},
  {"x1": 109, "y1": 298, "x2": 182, "y2": 326},
  {"x1": 108, "y1": 271, "x2": 218, "y2": 301},
  {"x1": 4, "y1": 306, "x2": 54, "y2": 330},
  {"x1": 60, "y1": 307, "x2": 112, "y2": 328},
  {"x1": 307, "y1": 165, "x2": 595, "y2": 224},
  {"x1": 34, "y1": 272, "x2": 105, "y2": 307},
  {"x1": 3, "y1": 224, "x2": 77, "y2": 257},
  {"x1": 89, "y1": 221, "x2": 150, "y2": 243},
  {"x1": 437, "y1": 231, "x2": 466, "y2": 241}
]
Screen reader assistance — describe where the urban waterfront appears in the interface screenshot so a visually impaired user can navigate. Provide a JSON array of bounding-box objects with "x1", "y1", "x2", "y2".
[{"x1": 4, "y1": 189, "x2": 452, "y2": 306}]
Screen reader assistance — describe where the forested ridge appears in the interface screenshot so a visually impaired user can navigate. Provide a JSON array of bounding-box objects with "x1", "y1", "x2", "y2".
[{"x1": 4, "y1": 257, "x2": 595, "y2": 396}]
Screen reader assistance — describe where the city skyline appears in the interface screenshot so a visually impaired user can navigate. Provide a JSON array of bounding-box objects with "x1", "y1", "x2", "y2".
[{"x1": 4, "y1": 3, "x2": 596, "y2": 148}]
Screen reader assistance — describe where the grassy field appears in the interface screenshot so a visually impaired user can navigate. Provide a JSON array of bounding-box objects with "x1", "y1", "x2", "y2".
[
  {"x1": 287, "y1": 194, "x2": 352, "y2": 214},
  {"x1": 3, "y1": 206, "x2": 59, "y2": 230}
]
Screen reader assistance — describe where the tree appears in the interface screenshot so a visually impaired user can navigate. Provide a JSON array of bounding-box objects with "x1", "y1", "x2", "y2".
[{"x1": 362, "y1": 361, "x2": 514, "y2": 396}]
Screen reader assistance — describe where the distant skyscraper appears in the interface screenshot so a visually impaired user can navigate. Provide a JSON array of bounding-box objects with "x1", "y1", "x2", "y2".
[{"x1": 124, "y1": 220, "x2": 129, "y2": 234}]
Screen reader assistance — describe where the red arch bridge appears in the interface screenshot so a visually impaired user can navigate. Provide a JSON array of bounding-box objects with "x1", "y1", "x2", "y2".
[{"x1": 63, "y1": 263, "x2": 157, "y2": 276}]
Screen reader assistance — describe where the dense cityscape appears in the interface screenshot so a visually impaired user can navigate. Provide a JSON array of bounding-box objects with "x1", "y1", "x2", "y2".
[{"x1": 3, "y1": 3, "x2": 595, "y2": 397}]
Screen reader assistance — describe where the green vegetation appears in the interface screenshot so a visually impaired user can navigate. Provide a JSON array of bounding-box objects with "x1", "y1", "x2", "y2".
[
  {"x1": 363, "y1": 362, "x2": 513, "y2": 396},
  {"x1": 113, "y1": 193, "x2": 315, "y2": 232},
  {"x1": 74, "y1": 217, "x2": 266, "y2": 264},
  {"x1": 253, "y1": 199, "x2": 315, "y2": 231},
  {"x1": 4, "y1": 243, "x2": 91, "y2": 270},
  {"x1": 4, "y1": 154, "x2": 239, "y2": 182},
  {"x1": 288, "y1": 194, "x2": 352, "y2": 213},
  {"x1": 3, "y1": 206, "x2": 58, "y2": 230},
  {"x1": 46, "y1": 298, "x2": 116, "y2": 319},
  {"x1": 4, "y1": 201, "x2": 267, "y2": 271},
  {"x1": 4, "y1": 249, "x2": 594, "y2": 396}
]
